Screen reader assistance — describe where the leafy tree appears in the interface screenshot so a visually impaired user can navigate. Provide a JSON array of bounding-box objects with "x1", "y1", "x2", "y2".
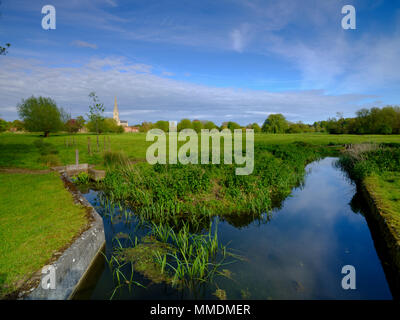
[
  {"x1": 154, "y1": 120, "x2": 169, "y2": 132},
  {"x1": 10, "y1": 119, "x2": 24, "y2": 131},
  {"x1": 227, "y1": 121, "x2": 241, "y2": 132},
  {"x1": 17, "y1": 96, "x2": 63, "y2": 137},
  {"x1": 262, "y1": 114, "x2": 288, "y2": 133},
  {"x1": 0, "y1": 118, "x2": 8, "y2": 132},
  {"x1": 139, "y1": 121, "x2": 154, "y2": 132},
  {"x1": 65, "y1": 116, "x2": 85, "y2": 133},
  {"x1": 103, "y1": 118, "x2": 124, "y2": 133},
  {"x1": 177, "y1": 119, "x2": 193, "y2": 131},
  {"x1": 247, "y1": 123, "x2": 261, "y2": 133},
  {"x1": 87, "y1": 92, "x2": 105, "y2": 134},
  {"x1": 0, "y1": 1, "x2": 10, "y2": 56},
  {"x1": 203, "y1": 121, "x2": 217, "y2": 130},
  {"x1": 192, "y1": 120, "x2": 203, "y2": 133},
  {"x1": 0, "y1": 43, "x2": 10, "y2": 55}
]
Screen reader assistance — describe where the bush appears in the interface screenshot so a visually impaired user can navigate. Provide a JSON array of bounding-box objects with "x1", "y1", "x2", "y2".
[
  {"x1": 39, "y1": 154, "x2": 61, "y2": 167},
  {"x1": 103, "y1": 150, "x2": 129, "y2": 168},
  {"x1": 33, "y1": 139, "x2": 59, "y2": 155},
  {"x1": 339, "y1": 143, "x2": 400, "y2": 180}
]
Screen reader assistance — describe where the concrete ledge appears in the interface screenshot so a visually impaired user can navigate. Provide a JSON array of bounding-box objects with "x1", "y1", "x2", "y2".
[
  {"x1": 51, "y1": 164, "x2": 105, "y2": 181},
  {"x1": 23, "y1": 173, "x2": 105, "y2": 300},
  {"x1": 88, "y1": 168, "x2": 106, "y2": 181}
]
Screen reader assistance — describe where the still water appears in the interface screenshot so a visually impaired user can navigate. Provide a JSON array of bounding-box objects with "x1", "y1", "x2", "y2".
[{"x1": 77, "y1": 157, "x2": 393, "y2": 299}]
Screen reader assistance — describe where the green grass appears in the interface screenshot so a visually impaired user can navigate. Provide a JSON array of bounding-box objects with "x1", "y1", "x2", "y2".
[
  {"x1": 0, "y1": 172, "x2": 88, "y2": 298},
  {"x1": 106, "y1": 220, "x2": 234, "y2": 298},
  {"x1": 364, "y1": 172, "x2": 400, "y2": 243},
  {"x1": 339, "y1": 144, "x2": 400, "y2": 245},
  {"x1": 1, "y1": 132, "x2": 400, "y2": 170},
  {"x1": 100, "y1": 142, "x2": 336, "y2": 227}
]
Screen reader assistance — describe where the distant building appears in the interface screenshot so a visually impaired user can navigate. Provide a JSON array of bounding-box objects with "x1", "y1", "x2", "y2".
[
  {"x1": 113, "y1": 96, "x2": 128, "y2": 127},
  {"x1": 124, "y1": 126, "x2": 139, "y2": 133}
]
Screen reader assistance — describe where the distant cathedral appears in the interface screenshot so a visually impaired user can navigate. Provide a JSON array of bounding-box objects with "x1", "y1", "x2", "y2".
[{"x1": 113, "y1": 96, "x2": 128, "y2": 127}]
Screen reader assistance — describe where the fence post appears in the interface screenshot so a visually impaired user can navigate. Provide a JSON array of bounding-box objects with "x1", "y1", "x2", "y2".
[
  {"x1": 75, "y1": 149, "x2": 79, "y2": 166},
  {"x1": 88, "y1": 137, "x2": 91, "y2": 155}
]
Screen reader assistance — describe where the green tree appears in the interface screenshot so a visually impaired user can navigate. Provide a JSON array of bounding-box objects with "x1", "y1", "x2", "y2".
[
  {"x1": 0, "y1": 118, "x2": 8, "y2": 132},
  {"x1": 154, "y1": 120, "x2": 169, "y2": 132},
  {"x1": 10, "y1": 119, "x2": 24, "y2": 131},
  {"x1": 87, "y1": 92, "x2": 105, "y2": 134},
  {"x1": 247, "y1": 123, "x2": 261, "y2": 133},
  {"x1": 17, "y1": 96, "x2": 63, "y2": 137},
  {"x1": 102, "y1": 118, "x2": 124, "y2": 133},
  {"x1": 177, "y1": 119, "x2": 193, "y2": 131},
  {"x1": 0, "y1": 2, "x2": 10, "y2": 56},
  {"x1": 227, "y1": 121, "x2": 241, "y2": 132},
  {"x1": 139, "y1": 121, "x2": 154, "y2": 132},
  {"x1": 203, "y1": 121, "x2": 217, "y2": 130},
  {"x1": 262, "y1": 114, "x2": 288, "y2": 133},
  {"x1": 65, "y1": 116, "x2": 85, "y2": 133},
  {"x1": 192, "y1": 120, "x2": 203, "y2": 133}
]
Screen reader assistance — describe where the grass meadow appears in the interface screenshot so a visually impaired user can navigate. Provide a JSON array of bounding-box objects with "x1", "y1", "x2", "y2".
[
  {"x1": 0, "y1": 172, "x2": 88, "y2": 298},
  {"x1": 1, "y1": 131, "x2": 400, "y2": 298}
]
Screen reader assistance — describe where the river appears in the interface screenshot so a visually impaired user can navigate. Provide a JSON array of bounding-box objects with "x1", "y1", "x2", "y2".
[{"x1": 75, "y1": 157, "x2": 393, "y2": 300}]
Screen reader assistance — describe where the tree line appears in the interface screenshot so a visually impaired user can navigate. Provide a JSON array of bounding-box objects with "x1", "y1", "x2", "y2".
[
  {"x1": 0, "y1": 94, "x2": 124, "y2": 136},
  {"x1": 0, "y1": 94, "x2": 399, "y2": 136}
]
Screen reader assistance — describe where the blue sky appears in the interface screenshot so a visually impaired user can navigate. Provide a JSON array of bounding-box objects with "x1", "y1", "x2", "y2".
[{"x1": 0, "y1": 0, "x2": 399, "y2": 125}]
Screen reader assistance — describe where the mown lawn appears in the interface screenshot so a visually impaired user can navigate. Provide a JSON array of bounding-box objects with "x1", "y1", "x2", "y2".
[
  {"x1": 0, "y1": 172, "x2": 88, "y2": 298},
  {"x1": 1, "y1": 132, "x2": 400, "y2": 170}
]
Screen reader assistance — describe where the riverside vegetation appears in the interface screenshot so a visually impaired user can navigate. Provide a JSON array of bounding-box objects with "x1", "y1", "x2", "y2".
[
  {"x1": 1, "y1": 132, "x2": 400, "y2": 298},
  {"x1": 338, "y1": 142, "x2": 400, "y2": 242}
]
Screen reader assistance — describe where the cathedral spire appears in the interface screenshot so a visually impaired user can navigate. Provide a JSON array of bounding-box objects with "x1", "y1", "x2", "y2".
[{"x1": 113, "y1": 96, "x2": 120, "y2": 125}]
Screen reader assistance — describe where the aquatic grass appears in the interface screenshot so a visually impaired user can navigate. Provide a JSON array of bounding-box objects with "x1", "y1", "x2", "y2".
[
  {"x1": 104, "y1": 219, "x2": 237, "y2": 295},
  {"x1": 73, "y1": 171, "x2": 90, "y2": 184},
  {"x1": 102, "y1": 235, "x2": 145, "y2": 299},
  {"x1": 149, "y1": 221, "x2": 235, "y2": 290},
  {"x1": 100, "y1": 142, "x2": 331, "y2": 227}
]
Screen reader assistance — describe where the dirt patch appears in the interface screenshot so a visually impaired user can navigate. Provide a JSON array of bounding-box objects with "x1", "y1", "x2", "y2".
[{"x1": 0, "y1": 168, "x2": 52, "y2": 174}]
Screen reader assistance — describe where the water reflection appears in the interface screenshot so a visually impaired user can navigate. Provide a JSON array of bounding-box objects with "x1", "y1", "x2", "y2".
[{"x1": 77, "y1": 157, "x2": 393, "y2": 300}]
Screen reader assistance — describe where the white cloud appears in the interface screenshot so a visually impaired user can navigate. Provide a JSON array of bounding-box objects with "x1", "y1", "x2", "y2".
[
  {"x1": 230, "y1": 25, "x2": 251, "y2": 53},
  {"x1": 71, "y1": 40, "x2": 98, "y2": 49},
  {"x1": 0, "y1": 56, "x2": 375, "y2": 124}
]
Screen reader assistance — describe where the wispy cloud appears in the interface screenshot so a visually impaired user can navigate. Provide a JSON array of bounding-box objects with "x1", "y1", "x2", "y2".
[
  {"x1": 0, "y1": 56, "x2": 376, "y2": 124},
  {"x1": 71, "y1": 40, "x2": 98, "y2": 49}
]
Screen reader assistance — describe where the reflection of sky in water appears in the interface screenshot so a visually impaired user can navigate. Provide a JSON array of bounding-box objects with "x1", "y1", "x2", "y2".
[
  {"x1": 216, "y1": 158, "x2": 392, "y2": 299},
  {"x1": 82, "y1": 157, "x2": 392, "y2": 300}
]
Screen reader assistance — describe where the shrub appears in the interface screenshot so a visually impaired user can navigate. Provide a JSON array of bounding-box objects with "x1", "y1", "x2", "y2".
[
  {"x1": 103, "y1": 150, "x2": 129, "y2": 168},
  {"x1": 39, "y1": 154, "x2": 61, "y2": 167},
  {"x1": 33, "y1": 139, "x2": 59, "y2": 155}
]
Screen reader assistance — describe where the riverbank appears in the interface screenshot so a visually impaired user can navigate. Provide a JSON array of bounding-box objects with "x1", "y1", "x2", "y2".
[
  {"x1": 0, "y1": 172, "x2": 90, "y2": 298},
  {"x1": 361, "y1": 173, "x2": 400, "y2": 298},
  {"x1": 338, "y1": 144, "x2": 400, "y2": 298}
]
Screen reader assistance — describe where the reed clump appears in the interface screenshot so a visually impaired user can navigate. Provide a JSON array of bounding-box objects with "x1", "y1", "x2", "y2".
[{"x1": 101, "y1": 142, "x2": 327, "y2": 223}]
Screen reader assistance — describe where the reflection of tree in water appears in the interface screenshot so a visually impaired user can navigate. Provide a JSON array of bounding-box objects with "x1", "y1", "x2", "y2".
[{"x1": 349, "y1": 190, "x2": 367, "y2": 216}]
